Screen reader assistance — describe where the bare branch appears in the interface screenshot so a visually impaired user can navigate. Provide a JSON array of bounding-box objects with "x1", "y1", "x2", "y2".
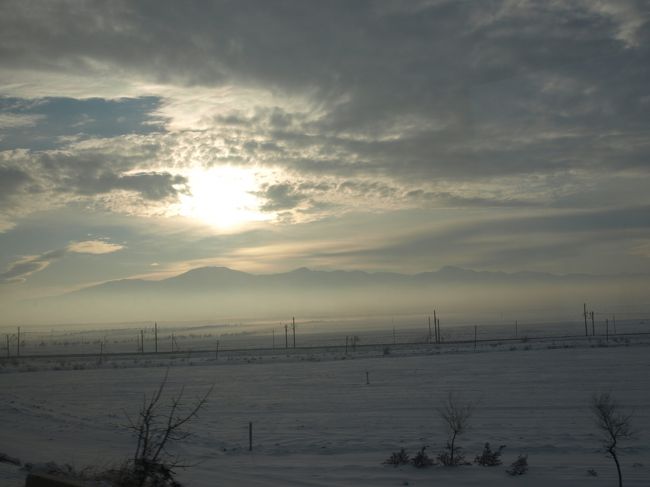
[
  {"x1": 590, "y1": 392, "x2": 634, "y2": 487},
  {"x1": 123, "y1": 369, "x2": 214, "y2": 486}
]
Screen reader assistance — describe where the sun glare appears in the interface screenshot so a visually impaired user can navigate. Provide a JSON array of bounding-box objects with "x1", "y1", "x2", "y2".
[{"x1": 177, "y1": 166, "x2": 271, "y2": 230}]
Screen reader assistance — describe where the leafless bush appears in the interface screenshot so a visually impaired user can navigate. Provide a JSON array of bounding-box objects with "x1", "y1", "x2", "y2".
[
  {"x1": 121, "y1": 370, "x2": 213, "y2": 486},
  {"x1": 383, "y1": 448, "x2": 410, "y2": 467},
  {"x1": 590, "y1": 392, "x2": 634, "y2": 487},
  {"x1": 411, "y1": 447, "x2": 435, "y2": 468}
]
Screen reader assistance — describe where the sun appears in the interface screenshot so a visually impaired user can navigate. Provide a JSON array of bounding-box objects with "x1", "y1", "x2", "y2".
[{"x1": 177, "y1": 166, "x2": 271, "y2": 230}]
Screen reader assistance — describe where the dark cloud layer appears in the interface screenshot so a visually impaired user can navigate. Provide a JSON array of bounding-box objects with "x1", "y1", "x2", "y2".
[{"x1": 1, "y1": 1, "x2": 647, "y2": 189}]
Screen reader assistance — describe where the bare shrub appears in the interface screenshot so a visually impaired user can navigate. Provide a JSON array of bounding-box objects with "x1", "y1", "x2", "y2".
[
  {"x1": 411, "y1": 447, "x2": 435, "y2": 468},
  {"x1": 474, "y1": 442, "x2": 505, "y2": 466},
  {"x1": 121, "y1": 370, "x2": 213, "y2": 486},
  {"x1": 437, "y1": 392, "x2": 474, "y2": 466},
  {"x1": 383, "y1": 448, "x2": 410, "y2": 467},
  {"x1": 590, "y1": 392, "x2": 634, "y2": 487}
]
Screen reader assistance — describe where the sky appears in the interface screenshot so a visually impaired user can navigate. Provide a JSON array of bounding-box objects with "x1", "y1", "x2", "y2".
[{"x1": 1, "y1": 0, "x2": 650, "y2": 314}]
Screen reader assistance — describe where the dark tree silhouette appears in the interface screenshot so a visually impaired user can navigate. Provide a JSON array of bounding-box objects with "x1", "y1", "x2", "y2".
[
  {"x1": 437, "y1": 392, "x2": 473, "y2": 466},
  {"x1": 123, "y1": 370, "x2": 213, "y2": 486},
  {"x1": 590, "y1": 392, "x2": 634, "y2": 487}
]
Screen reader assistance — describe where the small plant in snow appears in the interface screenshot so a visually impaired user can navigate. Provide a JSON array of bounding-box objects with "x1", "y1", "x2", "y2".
[
  {"x1": 411, "y1": 447, "x2": 434, "y2": 468},
  {"x1": 474, "y1": 442, "x2": 505, "y2": 466},
  {"x1": 506, "y1": 454, "x2": 528, "y2": 476},
  {"x1": 383, "y1": 448, "x2": 410, "y2": 467},
  {"x1": 437, "y1": 392, "x2": 474, "y2": 466},
  {"x1": 437, "y1": 442, "x2": 470, "y2": 466}
]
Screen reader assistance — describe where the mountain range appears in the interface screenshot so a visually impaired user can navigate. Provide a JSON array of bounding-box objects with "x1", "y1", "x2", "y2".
[
  {"x1": 75, "y1": 264, "x2": 622, "y2": 296},
  {"x1": 20, "y1": 265, "x2": 649, "y2": 325}
]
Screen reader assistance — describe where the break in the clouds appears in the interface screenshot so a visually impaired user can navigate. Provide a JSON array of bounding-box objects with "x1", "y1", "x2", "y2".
[{"x1": 0, "y1": 0, "x2": 649, "y2": 308}]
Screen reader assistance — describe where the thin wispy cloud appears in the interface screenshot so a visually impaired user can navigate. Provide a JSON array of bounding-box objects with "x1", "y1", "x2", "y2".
[
  {"x1": 67, "y1": 240, "x2": 125, "y2": 255},
  {"x1": 1, "y1": 240, "x2": 125, "y2": 282}
]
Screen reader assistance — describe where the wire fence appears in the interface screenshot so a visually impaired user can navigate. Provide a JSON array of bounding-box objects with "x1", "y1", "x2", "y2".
[{"x1": 2, "y1": 311, "x2": 649, "y2": 359}]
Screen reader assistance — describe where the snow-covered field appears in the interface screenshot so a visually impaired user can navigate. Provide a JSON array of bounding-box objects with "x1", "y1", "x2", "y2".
[{"x1": 1, "y1": 337, "x2": 649, "y2": 486}]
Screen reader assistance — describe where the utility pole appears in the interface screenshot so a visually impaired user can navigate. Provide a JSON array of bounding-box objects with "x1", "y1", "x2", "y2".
[
  {"x1": 515, "y1": 320, "x2": 518, "y2": 338},
  {"x1": 140, "y1": 329, "x2": 145, "y2": 353},
  {"x1": 590, "y1": 311, "x2": 595, "y2": 336},
  {"x1": 284, "y1": 324, "x2": 288, "y2": 349},
  {"x1": 292, "y1": 317, "x2": 296, "y2": 348},
  {"x1": 433, "y1": 310, "x2": 437, "y2": 343}
]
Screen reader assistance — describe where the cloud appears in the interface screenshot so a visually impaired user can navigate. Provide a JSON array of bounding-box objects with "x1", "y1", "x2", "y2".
[
  {"x1": 258, "y1": 183, "x2": 308, "y2": 212},
  {"x1": 1, "y1": 239, "x2": 124, "y2": 282},
  {"x1": 0, "y1": 0, "x2": 648, "y2": 270},
  {"x1": 0, "y1": 112, "x2": 45, "y2": 129},
  {"x1": 0, "y1": 164, "x2": 32, "y2": 202},
  {"x1": 0, "y1": 249, "x2": 66, "y2": 282},
  {"x1": 0, "y1": 135, "x2": 189, "y2": 229},
  {"x1": 71, "y1": 170, "x2": 188, "y2": 201},
  {"x1": 67, "y1": 240, "x2": 125, "y2": 254}
]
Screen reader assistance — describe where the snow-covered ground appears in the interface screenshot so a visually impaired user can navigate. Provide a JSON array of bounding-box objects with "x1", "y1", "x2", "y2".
[{"x1": 1, "y1": 337, "x2": 649, "y2": 486}]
